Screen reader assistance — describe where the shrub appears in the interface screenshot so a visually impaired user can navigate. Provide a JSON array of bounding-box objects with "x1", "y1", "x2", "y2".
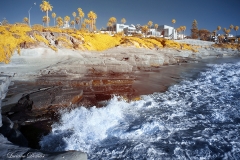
[
  {"x1": 212, "y1": 43, "x2": 239, "y2": 50},
  {"x1": 0, "y1": 25, "x2": 35, "y2": 63},
  {"x1": 32, "y1": 24, "x2": 44, "y2": 32},
  {"x1": 56, "y1": 36, "x2": 72, "y2": 48},
  {"x1": 82, "y1": 33, "x2": 121, "y2": 51},
  {"x1": 43, "y1": 27, "x2": 62, "y2": 33}
]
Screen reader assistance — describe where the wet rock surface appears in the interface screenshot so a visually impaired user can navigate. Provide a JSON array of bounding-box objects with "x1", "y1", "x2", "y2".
[
  {"x1": 1, "y1": 71, "x2": 138, "y2": 149},
  {"x1": 0, "y1": 132, "x2": 87, "y2": 160},
  {"x1": 0, "y1": 74, "x2": 87, "y2": 159}
]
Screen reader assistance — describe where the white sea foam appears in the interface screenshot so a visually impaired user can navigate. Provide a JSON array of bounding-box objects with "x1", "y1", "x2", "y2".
[{"x1": 40, "y1": 62, "x2": 240, "y2": 159}]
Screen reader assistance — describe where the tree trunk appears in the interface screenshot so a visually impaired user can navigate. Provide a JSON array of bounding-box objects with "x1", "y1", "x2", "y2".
[
  {"x1": 46, "y1": 11, "x2": 49, "y2": 27},
  {"x1": 73, "y1": 17, "x2": 75, "y2": 29},
  {"x1": 79, "y1": 18, "x2": 81, "y2": 29},
  {"x1": 92, "y1": 20, "x2": 93, "y2": 32}
]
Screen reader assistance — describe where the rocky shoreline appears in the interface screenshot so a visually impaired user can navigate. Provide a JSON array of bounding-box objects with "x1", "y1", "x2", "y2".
[{"x1": 0, "y1": 40, "x2": 239, "y2": 159}]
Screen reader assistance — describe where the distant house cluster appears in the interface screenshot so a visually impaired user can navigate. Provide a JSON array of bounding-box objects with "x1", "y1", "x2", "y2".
[
  {"x1": 101, "y1": 23, "x2": 185, "y2": 40},
  {"x1": 62, "y1": 20, "x2": 185, "y2": 39}
]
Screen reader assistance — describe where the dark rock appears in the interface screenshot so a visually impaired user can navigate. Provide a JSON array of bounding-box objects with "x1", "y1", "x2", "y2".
[
  {"x1": 0, "y1": 116, "x2": 28, "y2": 147},
  {"x1": 10, "y1": 94, "x2": 33, "y2": 113}
]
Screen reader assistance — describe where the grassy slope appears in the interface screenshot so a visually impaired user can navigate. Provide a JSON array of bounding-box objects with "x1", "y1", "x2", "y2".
[{"x1": 1, "y1": 24, "x2": 199, "y2": 63}]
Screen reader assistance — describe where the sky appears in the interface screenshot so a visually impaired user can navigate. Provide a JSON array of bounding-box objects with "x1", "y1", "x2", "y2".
[{"x1": 0, "y1": 0, "x2": 240, "y2": 35}]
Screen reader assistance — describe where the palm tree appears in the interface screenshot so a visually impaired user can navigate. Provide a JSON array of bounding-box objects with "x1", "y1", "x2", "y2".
[
  {"x1": 81, "y1": 22, "x2": 86, "y2": 30},
  {"x1": 88, "y1": 11, "x2": 97, "y2": 32},
  {"x1": 172, "y1": 19, "x2": 176, "y2": 28},
  {"x1": 64, "y1": 16, "x2": 70, "y2": 22},
  {"x1": 154, "y1": 24, "x2": 158, "y2": 36},
  {"x1": 234, "y1": 26, "x2": 239, "y2": 37},
  {"x1": 120, "y1": 18, "x2": 126, "y2": 36},
  {"x1": 43, "y1": 17, "x2": 46, "y2": 27},
  {"x1": 70, "y1": 20, "x2": 75, "y2": 28},
  {"x1": 176, "y1": 27, "x2": 182, "y2": 39},
  {"x1": 75, "y1": 17, "x2": 80, "y2": 28},
  {"x1": 23, "y1": 17, "x2": 29, "y2": 24},
  {"x1": 212, "y1": 30, "x2": 217, "y2": 36},
  {"x1": 84, "y1": 19, "x2": 90, "y2": 31},
  {"x1": 93, "y1": 25, "x2": 97, "y2": 32},
  {"x1": 56, "y1": 16, "x2": 63, "y2": 28},
  {"x1": 171, "y1": 19, "x2": 176, "y2": 39},
  {"x1": 77, "y1": 8, "x2": 84, "y2": 29},
  {"x1": 226, "y1": 29, "x2": 231, "y2": 37},
  {"x1": 72, "y1": 12, "x2": 76, "y2": 28},
  {"x1": 52, "y1": 12, "x2": 56, "y2": 26},
  {"x1": 109, "y1": 17, "x2": 117, "y2": 33},
  {"x1": 176, "y1": 27, "x2": 182, "y2": 33},
  {"x1": 148, "y1": 21, "x2": 153, "y2": 36},
  {"x1": 64, "y1": 16, "x2": 70, "y2": 28},
  {"x1": 141, "y1": 25, "x2": 149, "y2": 37},
  {"x1": 148, "y1": 21, "x2": 153, "y2": 29},
  {"x1": 107, "y1": 21, "x2": 112, "y2": 34},
  {"x1": 223, "y1": 27, "x2": 226, "y2": 32},
  {"x1": 178, "y1": 26, "x2": 185, "y2": 39},
  {"x1": 229, "y1": 24, "x2": 234, "y2": 35},
  {"x1": 223, "y1": 27, "x2": 231, "y2": 37},
  {"x1": 218, "y1": 35, "x2": 224, "y2": 44},
  {"x1": 81, "y1": 18, "x2": 90, "y2": 29},
  {"x1": 109, "y1": 17, "x2": 117, "y2": 24},
  {"x1": 42, "y1": 16, "x2": 50, "y2": 27},
  {"x1": 40, "y1": 0, "x2": 53, "y2": 27},
  {"x1": 121, "y1": 18, "x2": 126, "y2": 24},
  {"x1": 182, "y1": 26, "x2": 186, "y2": 39},
  {"x1": 216, "y1": 26, "x2": 221, "y2": 36}
]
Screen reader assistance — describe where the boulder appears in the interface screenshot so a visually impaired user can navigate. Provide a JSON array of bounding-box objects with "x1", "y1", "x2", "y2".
[{"x1": 0, "y1": 116, "x2": 28, "y2": 147}]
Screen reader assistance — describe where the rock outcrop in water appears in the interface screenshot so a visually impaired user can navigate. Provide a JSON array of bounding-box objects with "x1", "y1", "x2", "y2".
[{"x1": 0, "y1": 75, "x2": 87, "y2": 160}]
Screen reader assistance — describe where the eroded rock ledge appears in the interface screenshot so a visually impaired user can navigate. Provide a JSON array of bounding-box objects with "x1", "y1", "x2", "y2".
[{"x1": 0, "y1": 75, "x2": 87, "y2": 160}]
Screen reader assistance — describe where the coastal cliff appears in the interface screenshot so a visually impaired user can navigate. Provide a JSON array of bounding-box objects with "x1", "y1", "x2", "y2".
[{"x1": 0, "y1": 39, "x2": 239, "y2": 159}]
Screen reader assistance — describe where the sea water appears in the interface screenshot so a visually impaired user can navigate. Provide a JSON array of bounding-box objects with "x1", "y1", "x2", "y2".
[{"x1": 40, "y1": 59, "x2": 240, "y2": 159}]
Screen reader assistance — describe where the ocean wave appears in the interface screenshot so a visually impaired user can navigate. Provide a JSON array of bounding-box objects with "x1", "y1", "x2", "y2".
[{"x1": 40, "y1": 62, "x2": 240, "y2": 159}]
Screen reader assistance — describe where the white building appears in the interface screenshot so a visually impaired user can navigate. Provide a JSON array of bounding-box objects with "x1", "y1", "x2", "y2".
[
  {"x1": 177, "y1": 33, "x2": 186, "y2": 39},
  {"x1": 105, "y1": 24, "x2": 141, "y2": 35},
  {"x1": 63, "y1": 21, "x2": 69, "y2": 28},
  {"x1": 149, "y1": 29, "x2": 162, "y2": 37},
  {"x1": 115, "y1": 24, "x2": 127, "y2": 33},
  {"x1": 157, "y1": 25, "x2": 177, "y2": 39},
  {"x1": 107, "y1": 23, "x2": 178, "y2": 39}
]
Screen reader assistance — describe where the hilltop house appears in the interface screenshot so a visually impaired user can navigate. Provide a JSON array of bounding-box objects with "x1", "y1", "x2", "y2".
[
  {"x1": 148, "y1": 28, "x2": 162, "y2": 37},
  {"x1": 177, "y1": 33, "x2": 186, "y2": 39},
  {"x1": 105, "y1": 23, "x2": 178, "y2": 39},
  {"x1": 106, "y1": 24, "x2": 141, "y2": 35},
  {"x1": 156, "y1": 25, "x2": 177, "y2": 39}
]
